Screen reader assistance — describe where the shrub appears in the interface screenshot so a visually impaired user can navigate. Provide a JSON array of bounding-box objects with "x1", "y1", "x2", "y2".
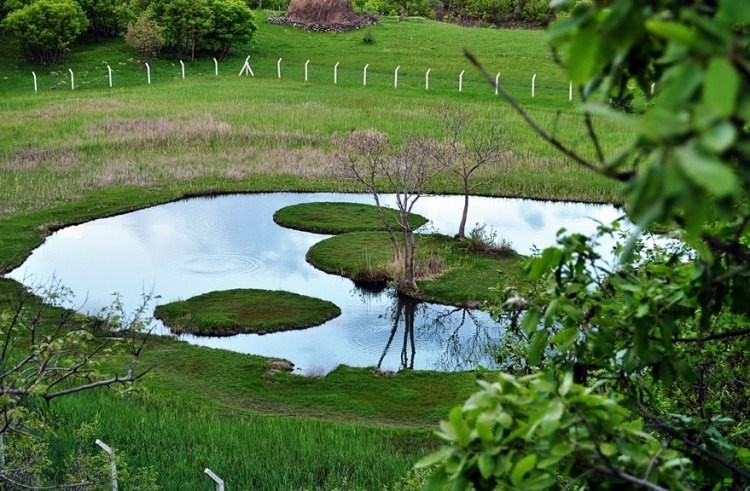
[
  {"x1": 361, "y1": 28, "x2": 375, "y2": 43},
  {"x1": 200, "y1": 0, "x2": 256, "y2": 58},
  {"x1": 77, "y1": 0, "x2": 134, "y2": 37},
  {"x1": 124, "y1": 14, "x2": 164, "y2": 59},
  {"x1": 1, "y1": 0, "x2": 88, "y2": 64},
  {"x1": 147, "y1": 0, "x2": 212, "y2": 58},
  {"x1": 518, "y1": 0, "x2": 550, "y2": 23},
  {"x1": 464, "y1": 223, "x2": 515, "y2": 256}
]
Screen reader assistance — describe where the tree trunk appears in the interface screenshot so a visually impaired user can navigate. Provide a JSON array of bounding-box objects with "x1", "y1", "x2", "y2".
[{"x1": 457, "y1": 179, "x2": 470, "y2": 239}]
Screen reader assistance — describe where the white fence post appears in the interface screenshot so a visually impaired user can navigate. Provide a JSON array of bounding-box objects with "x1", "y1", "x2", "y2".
[
  {"x1": 531, "y1": 73, "x2": 537, "y2": 98},
  {"x1": 277, "y1": 57, "x2": 283, "y2": 79},
  {"x1": 425, "y1": 68, "x2": 430, "y2": 90},
  {"x1": 495, "y1": 72, "x2": 500, "y2": 95},
  {"x1": 204, "y1": 468, "x2": 225, "y2": 491},
  {"x1": 32, "y1": 71, "x2": 37, "y2": 93},
  {"x1": 569, "y1": 81, "x2": 573, "y2": 101},
  {"x1": 363, "y1": 64, "x2": 369, "y2": 86},
  {"x1": 239, "y1": 56, "x2": 254, "y2": 76},
  {"x1": 458, "y1": 70, "x2": 465, "y2": 93},
  {"x1": 95, "y1": 439, "x2": 118, "y2": 491},
  {"x1": 107, "y1": 65, "x2": 113, "y2": 88},
  {"x1": 213, "y1": 57, "x2": 218, "y2": 76},
  {"x1": 334, "y1": 61, "x2": 340, "y2": 84},
  {"x1": 179, "y1": 60, "x2": 185, "y2": 80},
  {"x1": 305, "y1": 59, "x2": 310, "y2": 81},
  {"x1": 68, "y1": 68, "x2": 75, "y2": 90},
  {"x1": 394, "y1": 65, "x2": 400, "y2": 89},
  {"x1": 145, "y1": 62, "x2": 151, "y2": 84}
]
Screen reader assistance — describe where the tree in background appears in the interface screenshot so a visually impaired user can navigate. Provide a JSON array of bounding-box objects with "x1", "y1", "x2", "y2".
[
  {"x1": 201, "y1": 0, "x2": 256, "y2": 58},
  {"x1": 1, "y1": 0, "x2": 88, "y2": 64},
  {"x1": 422, "y1": 0, "x2": 750, "y2": 488},
  {"x1": 124, "y1": 13, "x2": 165, "y2": 60},
  {"x1": 434, "y1": 104, "x2": 507, "y2": 240},
  {"x1": 147, "y1": 0, "x2": 256, "y2": 59}
]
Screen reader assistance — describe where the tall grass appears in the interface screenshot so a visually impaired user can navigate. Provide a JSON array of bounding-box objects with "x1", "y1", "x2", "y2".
[{"x1": 49, "y1": 390, "x2": 433, "y2": 490}]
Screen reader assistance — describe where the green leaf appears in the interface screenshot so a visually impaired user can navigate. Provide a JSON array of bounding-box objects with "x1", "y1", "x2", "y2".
[
  {"x1": 478, "y1": 453, "x2": 495, "y2": 479},
  {"x1": 645, "y1": 20, "x2": 696, "y2": 45},
  {"x1": 675, "y1": 143, "x2": 738, "y2": 197},
  {"x1": 718, "y1": 0, "x2": 750, "y2": 24},
  {"x1": 510, "y1": 454, "x2": 537, "y2": 486},
  {"x1": 703, "y1": 58, "x2": 740, "y2": 118},
  {"x1": 528, "y1": 330, "x2": 549, "y2": 366},
  {"x1": 448, "y1": 406, "x2": 471, "y2": 445},
  {"x1": 551, "y1": 327, "x2": 578, "y2": 349},
  {"x1": 521, "y1": 309, "x2": 542, "y2": 336},
  {"x1": 558, "y1": 372, "x2": 573, "y2": 397},
  {"x1": 568, "y1": 22, "x2": 599, "y2": 83},
  {"x1": 424, "y1": 467, "x2": 450, "y2": 491},
  {"x1": 599, "y1": 442, "x2": 617, "y2": 457},
  {"x1": 415, "y1": 447, "x2": 453, "y2": 469},
  {"x1": 700, "y1": 121, "x2": 736, "y2": 154}
]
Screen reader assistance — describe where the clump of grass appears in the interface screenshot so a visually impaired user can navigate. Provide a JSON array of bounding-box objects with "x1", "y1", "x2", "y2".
[{"x1": 462, "y1": 223, "x2": 516, "y2": 257}]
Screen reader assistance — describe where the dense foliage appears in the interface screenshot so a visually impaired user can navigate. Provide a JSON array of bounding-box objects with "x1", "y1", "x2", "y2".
[
  {"x1": 424, "y1": 0, "x2": 750, "y2": 488},
  {"x1": 352, "y1": 0, "x2": 553, "y2": 25},
  {"x1": 1, "y1": 0, "x2": 88, "y2": 64},
  {"x1": 0, "y1": 0, "x2": 255, "y2": 62}
]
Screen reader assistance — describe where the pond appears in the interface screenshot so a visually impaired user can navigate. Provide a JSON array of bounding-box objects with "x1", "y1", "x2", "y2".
[{"x1": 6, "y1": 193, "x2": 623, "y2": 374}]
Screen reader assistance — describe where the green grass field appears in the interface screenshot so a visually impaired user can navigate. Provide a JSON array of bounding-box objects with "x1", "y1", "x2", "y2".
[{"x1": 0, "y1": 13, "x2": 631, "y2": 489}]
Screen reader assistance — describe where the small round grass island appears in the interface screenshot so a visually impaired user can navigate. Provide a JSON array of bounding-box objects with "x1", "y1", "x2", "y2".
[
  {"x1": 154, "y1": 289, "x2": 341, "y2": 336},
  {"x1": 273, "y1": 202, "x2": 428, "y2": 234}
]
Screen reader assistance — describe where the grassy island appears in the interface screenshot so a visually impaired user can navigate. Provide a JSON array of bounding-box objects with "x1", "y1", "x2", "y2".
[
  {"x1": 273, "y1": 201, "x2": 428, "y2": 234},
  {"x1": 307, "y1": 231, "x2": 522, "y2": 306},
  {"x1": 154, "y1": 289, "x2": 341, "y2": 336}
]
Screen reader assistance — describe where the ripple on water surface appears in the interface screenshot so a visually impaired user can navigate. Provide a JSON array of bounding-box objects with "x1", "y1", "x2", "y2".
[{"x1": 176, "y1": 253, "x2": 264, "y2": 276}]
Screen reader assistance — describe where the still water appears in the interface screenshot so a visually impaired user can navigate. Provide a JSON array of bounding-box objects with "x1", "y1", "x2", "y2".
[{"x1": 7, "y1": 193, "x2": 623, "y2": 373}]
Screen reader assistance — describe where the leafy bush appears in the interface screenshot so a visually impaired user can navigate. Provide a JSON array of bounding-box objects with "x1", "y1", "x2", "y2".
[
  {"x1": 124, "y1": 13, "x2": 164, "y2": 59},
  {"x1": 1, "y1": 0, "x2": 88, "y2": 64},
  {"x1": 518, "y1": 0, "x2": 550, "y2": 23},
  {"x1": 200, "y1": 0, "x2": 256, "y2": 58},
  {"x1": 146, "y1": 0, "x2": 255, "y2": 58},
  {"x1": 77, "y1": 0, "x2": 134, "y2": 37}
]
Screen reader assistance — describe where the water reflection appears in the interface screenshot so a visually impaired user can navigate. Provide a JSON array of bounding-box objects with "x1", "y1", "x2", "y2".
[{"x1": 6, "y1": 193, "x2": 624, "y2": 373}]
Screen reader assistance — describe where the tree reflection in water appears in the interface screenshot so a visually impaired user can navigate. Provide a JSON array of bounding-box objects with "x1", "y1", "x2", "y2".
[{"x1": 363, "y1": 288, "x2": 504, "y2": 372}]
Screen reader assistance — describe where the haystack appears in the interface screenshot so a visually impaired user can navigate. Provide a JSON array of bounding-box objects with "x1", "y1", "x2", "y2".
[{"x1": 286, "y1": 0, "x2": 360, "y2": 24}]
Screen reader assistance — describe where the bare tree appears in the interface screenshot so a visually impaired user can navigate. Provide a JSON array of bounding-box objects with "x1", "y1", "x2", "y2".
[
  {"x1": 336, "y1": 130, "x2": 445, "y2": 293},
  {"x1": 0, "y1": 280, "x2": 152, "y2": 487},
  {"x1": 434, "y1": 105, "x2": 507, "y2": 239}
]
